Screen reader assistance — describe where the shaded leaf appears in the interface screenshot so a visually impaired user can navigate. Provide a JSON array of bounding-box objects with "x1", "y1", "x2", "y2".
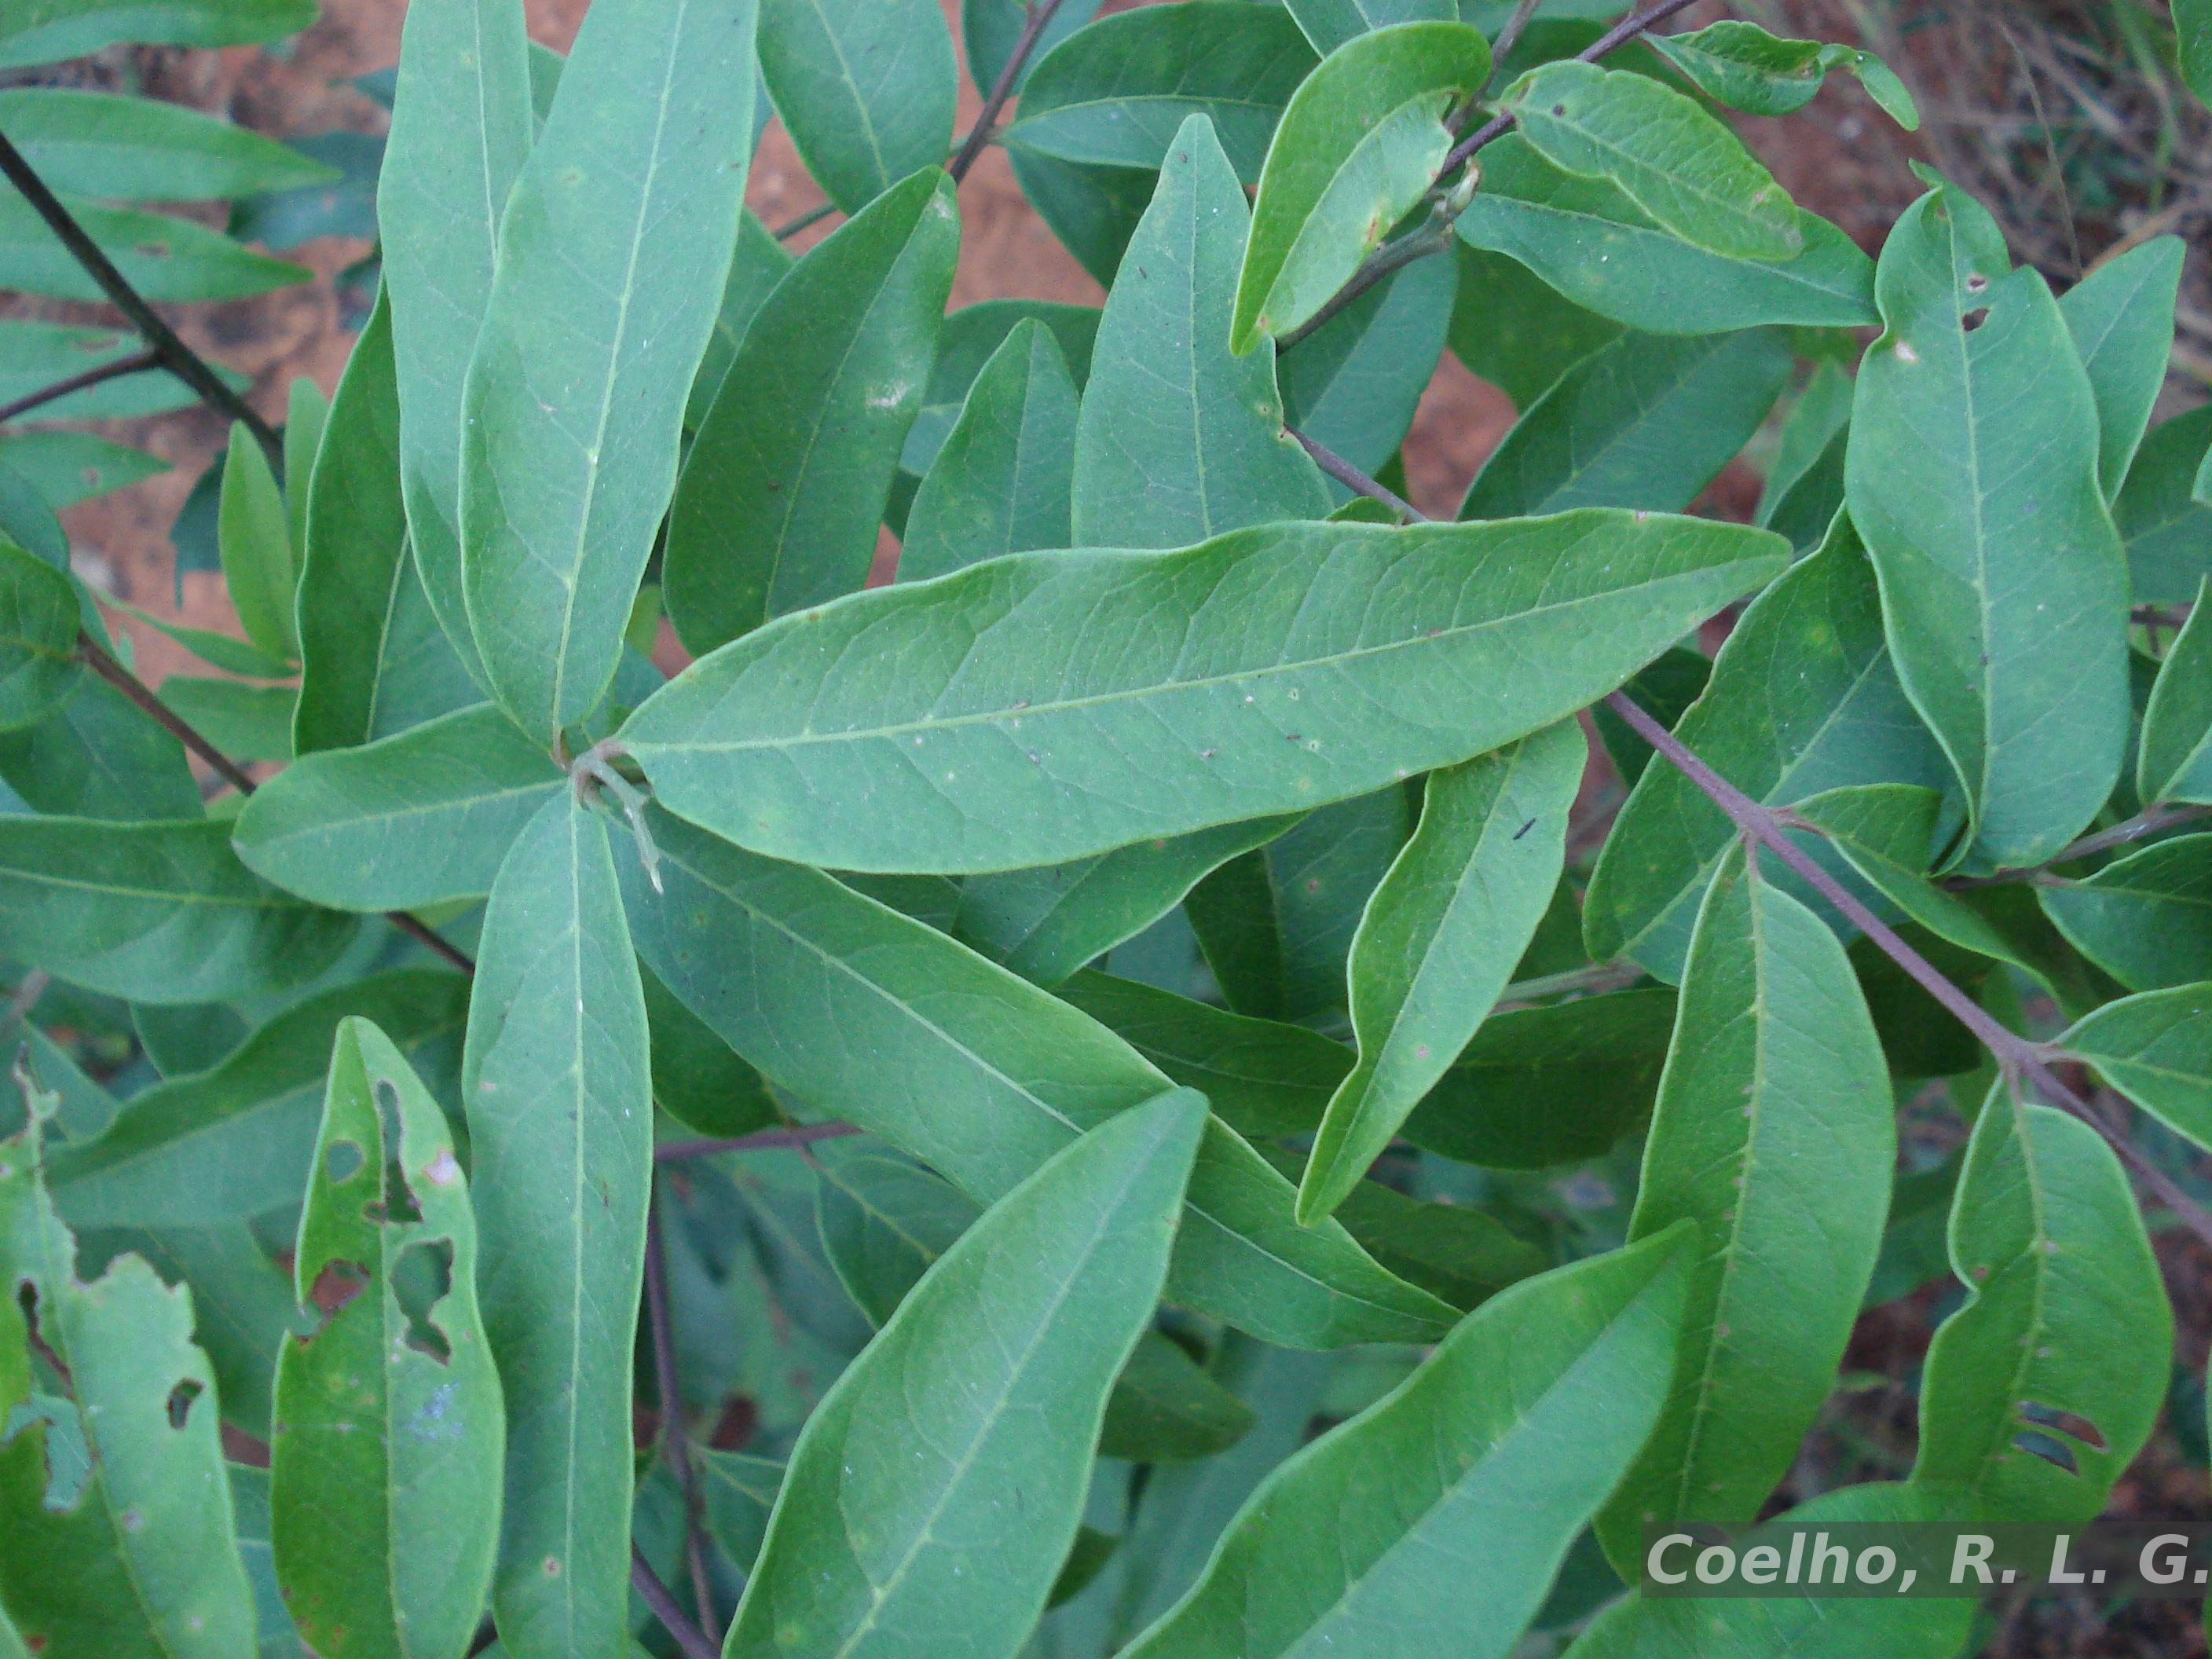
[
  {"x1": 1280, "y1": 250, "x2": 1454, "y2": 485},
  {"x1": 0, "y1": 192, "x2": 309, "y2": 302},
  {"x1": 0, "y1": 539, "x2": 82, "y2": 733},
  {"x1": 2139, "y1": 579, "x2": 2212, "y2": 804},
  {"x1": 2119, "y1": 406, "x2": 2212, "y2": 604},
  {"x1": 759, "y1": 0, "x2": 955, "y2": 213},
  {"x1": 0, "y1": 0, "x2": 312, "y2": 68},
  {"x1": 2058, "y1": 236, "x2": 2184, "y2": 501},
  {"x1": 2063, "y1": 983, "x2": 2212, "y2": 1153},
  {"x1": 0, "y1": 87, "x2": 333, "y2": 200},
  {"x1": 2039, "y1": 833, "x2": 2212, "y2": 991}
]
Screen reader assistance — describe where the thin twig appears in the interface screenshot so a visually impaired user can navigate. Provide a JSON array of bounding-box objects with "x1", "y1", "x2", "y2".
[
  {"x1": 75, "y1": 632, "x2": 477, "y2": 974},
  {"x1": 772, "y1": 201, "x2": 835, "y2": 241},
  {"x1": 1944, "y1": 801, "x2": 2212, "y2": 888},
  {"x1": 1482, "y1": 0, "x2": 1546, "y2": 91},
  {"x1": 949, "y1": 0, "x2": 1075, "y2": 181},
  {"x1": 631, "y1": 1545, "x2": 721, "y2": 1659},
  {"x1": 645, "y1": 1189, "x2": 718, "y2": 1638},
  {"x1": 0, "y1": 348, "x2": 161, "y2": 426},
  {"x1": 655, "y1": 1121, "x2": 862, "y2": 1163},
  {"x1": 0, "y1": 130, "x2": 280, "y2": 467},
  {"x1": 1602, "y1": 690, "x2": 2212, "y2": 1253},
  {"x1": 1288, "y1": 428, "x2": 1426, "y2": 521}
]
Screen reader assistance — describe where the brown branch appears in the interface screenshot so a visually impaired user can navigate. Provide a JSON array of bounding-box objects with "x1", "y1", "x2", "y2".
[
  {"x1": 0, "y1": 348, "x2": 161, "y2": 426},
  {"x1": 1602, "y1": 689, "x2": 2212, "y2": 1252},
  {"x1": 75, "y1": 632, "x2": 477, "y2": 975},
  {"x1": 631, "y1": 1544, "x2": 721, "y2": 1659},
  {"x1": 948, "y1": 0, "x2": 1075, "y2": 182},
  {"x1": 645, "y1": 1189, "x2": 717, "y2": 1637},
  {"x1": 0, "y1": 130, "x2": 280, "y2": 467},
  {"x1": 655, "y1": 1121, "x2": 862, "y2": 1163},
  {"x1": 1288, "y1": 428, "x2": 1425, "y2": 521}
]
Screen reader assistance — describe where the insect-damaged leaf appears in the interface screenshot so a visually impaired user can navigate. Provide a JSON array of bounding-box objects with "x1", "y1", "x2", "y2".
[{"x1": 271, "y1": 1017, "x2": 502, "y2": 1659}]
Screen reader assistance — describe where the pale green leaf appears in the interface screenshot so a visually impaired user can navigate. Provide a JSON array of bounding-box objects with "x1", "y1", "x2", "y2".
[
  {"x1": 463, "y1": 793, "x2": 651, "y2": 1659},
  {"x1": 1280, "y1": 251, "x2": 1453, "y2": 485},
  {"x1": 271, "y1": 1018, "x2": 503, "y2": 1659},
  {"x1": 759, "y1": 0, "x2": 955, "y2": 213},
  {"x1": 459, "y1": 0, "x2": 760, "y2": 740},
  {"x1": 688, "y1": 210, "x2": 794, "y2": 429},
  {"x1": 1071, "y1": 114, "x2": 1330, "y2": 545},
  {"x1": 2059, "y1": 236, "x2": 2184, "y2": 502},
  {"x1": 1298, "y1": 722, "x2": 1581, "y2": 1222},
  {"x1": 0, "y1": 0, "x2": 312, "y2": 68},
  {"x1": 0, "y1": 87, "x2": 334, "y2": 201},
  {"x1": 621, "y1": 513, "x2": 1786, "y2": 875}
]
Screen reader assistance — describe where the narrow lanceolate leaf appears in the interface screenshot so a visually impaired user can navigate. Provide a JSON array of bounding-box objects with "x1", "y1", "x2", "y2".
[
  {"x1": 1597, "y1": 848, "x2": 1893, "y2": 1570},
  {"x1": 1121, "y1": 1229, "x2": 1694, "y2": 1659},
  {"x1": 1071, "y1": 114, "x2": 1328, "y2": 545},
  {"x1": 1585, "y1": 521, "x2": 1952, "y2": 979},
  {"x1": 2139, "y1": 581, "x2": 2212, "y2": 804},
  {"x1": 758, "y1": 0, "x2": 955, "y2": 213},
  {"x1": 0, "y1": 87, "x2": 332, "y2": 200},
  {"x1": 463, "y1": 794, "x2": 652, "y2": 1659},
  {"x1": 1911, "y1": 1086, "x2": 2168, "y2": 1525},
  {"x1": 727, "y1": 1093, "x2": 1205, "y2": 1659},
  {"x1": 620, "y1": 807, "x2": 1456, "y2": 1347},
  {"x1": 621, "y1": 512, "x2": 1785, "y2": 875},
  {"x1": 1297, "y1": 723, "x2": 1581, "y2": 1224},
  {"x1": 1457, "y1": 138, "x2": 1872, "y2": 336},
  {"x1": 0, "y1": 193, "x2": 309, "y2": 302},
  {"x1": 1458, "y1": 328, "x2": 1791, "y2": 521},
  {"x1": 1643, "y1": 22, "x2": 1920, "y2": 127},
  {"x1": 1231, "y1": 21, "x2": 1489, "y2": 352},
  {"x1": 293, "y1": 288, "x2": 477, "y2": 756},
  {"x1": 1848, "y1": 174, "x2": 2129, "y2": 870},
  {"x1": 664, "y1": 169, "x2": 958, "y2": 654},
  {"x1": 234, "y1": 704, "x2": 565, "y2": 911},
  {"x1": 0, "y1": 0, "x2": 313, "y2": 68},
  {"x1": 1282, "y1": 0, "x2": 1452, "y2": 56},
  {"x1": 0, "y1": 1104, "x2": 258, "y2": 1657},
  {"x1": 1501, "y1": 63, "x2": 1801, "y2": 261},
  {"x1": 271, "y1": 1018, "x2": 502, "y2": 1659},
  {"x1": 900, "y1": 319, "x2": 1079, "y2": 584},
  {"x1": 0, "y1": 539, "x2": 81, "y2": 731},
  {"x1": 218, "y1": 421, "x2": 298, "y2": 664},
  {"x1": 2063, "y1": 984, "x2": 2212, "y2": 1153},
  {"x1": 2039, "y1": 833, "x2": 2212, "y2": 991},
  {"x1": 1007, "y1": 5, "x2": 1320, "y2": 182},
  {"x1": 459, "y1": 0, "x2": 760, "y2": 740},
  {"x1": 380, "y1": 0, "x2": 533, "y2": 687},
  {"x1": 0, "y1": 815, "x2": 358, "y2": 1004},
  {"x1": 46, "y1": 970, "x2": 471, "y2": 1229},
  {"x1": 2057, "y1": 237, "x2": 2184, "y2": 501}
]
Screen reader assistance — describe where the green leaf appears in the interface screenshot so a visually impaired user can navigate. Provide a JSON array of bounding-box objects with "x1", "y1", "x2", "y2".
[
  {"x1": 2039, "y1": 833, "x2": 2212, "y2": 991},
  {"x1": 1584, "y1": 521, "x2": 1952, "y2": 979},
  {"x1": 1445, "y1": 244, "x2": 1621, "y2": 410},
  {"x1": 2180, "y1": 0, "x2": 2212, "y2": 106},
  {"x1": 726, "y1": 1092, "x2": 1205, "y2": 1659},
  {"x1": 665, "y1": 168, "x2": 958, "y2": 654},
  {"x1": 2063, "y1": 983, "x2": 2212, "y2": 1153},
  {"x1": 643, "y1": 963, "x2": 779, "y2": 1140},
  {"x1": 1321, "y1": 1177, "x2": 1547, "y2": 1310},
  {"x1": 1120, "y1": 1229, "x2": 1694, "y2": 1659},
  {"x1": 218, "y1": 422, "x2": 297, "y2": 664},
  {"x1": 0, "y1": 1109, "x2": 258, "y2": 1657},
  {"x1": 1232, "y1": 22, "x2": 1490, "y2": 352},
  {"x1": 1072, "y1": 115, "x2": 1329, "y2": 544},
  {"x1": 1848, "y1": 174, "x2": 2129, "y2": 870},
  {"x1": 1007, "y1": 148, "x2": 1157, "y2": 287},
  {"x1": 2058, "y1": 237, "x2": 2184, "y2": 502},
  {"x1": 1644, "y1": 22, "x2": 1920, "y2": 128},
  {"x1": 0, "y1": 540, "x2": 82, "y2": 733},
  {"x1": 1457, "y1": 326, "x2": 1791, "y2": 520},
  {"x1": 1754, "y1": 360, "x2": 1852, "y2": 549},
  {"x1": 1500, "y1": 62, "x2": 1801, "y2": 260},
  {"x1": 100, "y1": 594, "x2": 294, "y2": 680},
  {"x1": 0, "y1": 0, "x2": 313, "y2": 68},
  {"x1": 950, "y1": 816, "x2": 1298, "y2": 989},
  {"x1": 0, "y1": 815, "x2": 358, "y2": 1004},
  {"x1": 814, "y1": 1142, "x2": 982, "y2": 1325},
  {"x1": 688, "y1": 209, "x2": 794, "y2": 428},
  {"x1": 1282, "y1": 0, "x2": 1453, "y2": 56},
  {"x1": 233, "y1": 703, "x2": 564, "y2": 911},
  {"x1": 2144, "y1": 587, "x2": 2212, "y2": 804},
  {"x1": 1102, "y1": 1332, "x2": 1257, "y2": 1462},
  {"x1": 158, "y1": 676, "x2": 294, "y2": 761},
  {"x1": 1596, "y1": 847, "x2": 1893, "y2": 1569},
  {"x1": 0, "y1": 320, "x2": 240, "y2": 421},
  {"x1": 282, "y1": 378, "x2": 326, "y2": 572},
  {"x1": 2119, "y1": 406, "x2": 2212, "y2": 604},
  {"x1": 0, "y1": 674, "x2": 199, "y2": 821},
  {"x1": 0, "y1": 429, "x2": 167, "y2": 508},
  {"x1": 897, "y1": 300, "x2": 1100, "y2": 488},
  {"x1": 900, "y1": 319, "x2": 1079, "y2": 583},
  {"x1": 459, "y1": 0, "x2": 761, "y2": 740},
  {"x1": 1298, "y1": 722, "x2": 1581, "y2": 1222},
  {"x1": 1455, "y1": 137, "x2": 1874, "y2": 335},
  {"x1": 227, "y1": 1463, "x2": 307, "y2": 1659},
  {"x1": 0, "y1": 192, "x2": 309, "y2": 301},
  {"x1": 1007, "y1": 5, "x2": 1319, "y2": 182},
  {"x1": 1591, "y1": 646, "x2": 1711, "y2": 789},
  {"x1": 759, "y1": 0, "x2": 955, "y2": 213},
  {"x1": 380, "y1": 0, "x2": 534, "y2": 690},
  {"x1": 0, "y1": 87, "x2": 333, "y2": 200},
  {"x1": 1280, "y1": 250, "x2": 1454, "y2": 484},
  {"x1": 463, "y1": 793, "x2": 651, "y2": 1659},
  {"x1": 621, "y1": 512, "x2": 1785, "y2": 875},
  {"x1": 962, "y1": 0, "x2": 1097, "y2": 98},
  {"x1": 620, "y1": 806, "x2": 1455, "y2": 1347},
  {"x1": 1910, "y1": 1086, "x2": 2169, "y2": 1525},
  {"x1": 270, "y1": 1017, "x2": 503, "y2": 1659},
  {"x1": 46, "y1": 970, "x2": 470, "y2": 1229},
  {"x1": 294, "y1": 287, "x2": 478, "y2": 756}
]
